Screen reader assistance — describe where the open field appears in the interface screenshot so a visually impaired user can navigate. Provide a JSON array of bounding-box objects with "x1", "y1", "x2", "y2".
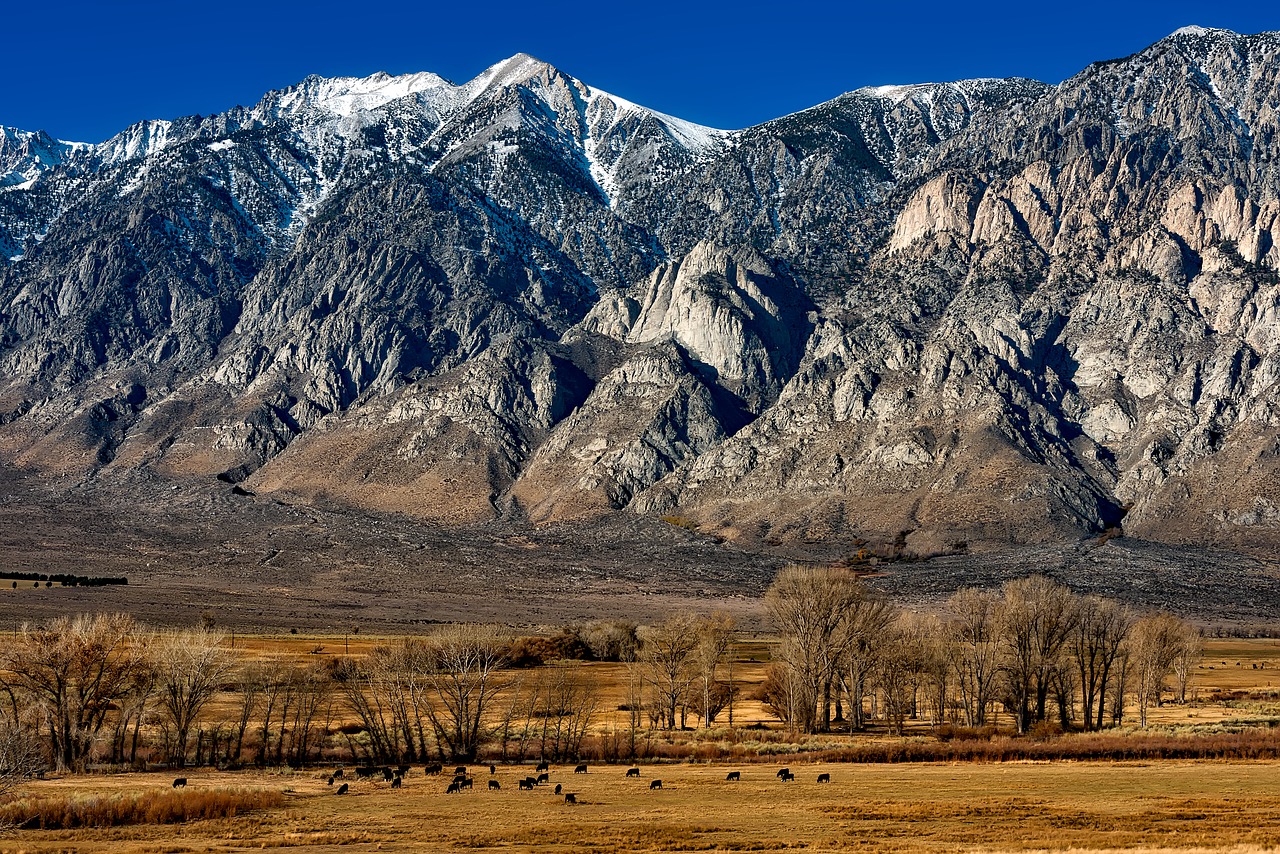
[
  {"x1": 8, "y1": 761, "x2": 1280, "y2": 852},
  {"x1": 4, "y1": 469, "x2": 1280, "y2": 633}
]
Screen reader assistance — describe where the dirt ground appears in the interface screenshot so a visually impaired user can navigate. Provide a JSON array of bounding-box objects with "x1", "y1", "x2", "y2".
[{"x1": 7, "y1": 760, "x2": 1280, "y2": 853}]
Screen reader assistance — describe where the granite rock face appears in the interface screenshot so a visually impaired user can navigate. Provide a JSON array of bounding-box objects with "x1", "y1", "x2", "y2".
[{"x1": 2, "y1": 28, "x2": 1280, "y2": 555}]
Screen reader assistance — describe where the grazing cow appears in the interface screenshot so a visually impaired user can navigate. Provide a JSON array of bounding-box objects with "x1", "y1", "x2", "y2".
[
  {"x1": 453, "y1": 774, "x2": 468, "y2": 784},
  {"x1": 460, "y1": 777, "x2": 474, "y2": 790},
  {"x1": 537, "y1": 772, "x2": 549, "y2": 785},
  {"x1": 564, "y1": 793, "x2": 577, "y2": 804},
  {"x1": 382, "y1": 767, "x2": 394, "y2": 782},
  {"x1": 626, "y1": 767, "x2": 640, "y2": 777},
  {"x1": 455, "y1": 766, "x2": 467, "y2": 776},
  {"x1": 776, "y1": 768, "x2": 790, "y2": 779},
  {"x1": 780, "y1": 771, "x2": 795, "y2": 782},
  {"x1": 391, "y1": 776, "x2": 402, "y2": 789},
  {"x1": 650, "y1": 779, "x2": 662, "y2": 790},
  {"x1": 355, "y1": 767, "x2": 375, "y2": 779},
  {"x1": 424, "y1": 763, "x2": 443, "y2": 776},
  {"x1": 327, "y1": 776, "x2": 335, "y2": 786},
  {"x1": 446, "y1": 781, "x2": 461, "y2": 794},
  {"x1": 574, "y1": 763, "x2": 588, "y2": 774},
  {"x1": 535, "y1": 760, "x2": 549, "y2": 772},
  {"x1": 554, "y1": 783, "x2": 562, "y2": 795},
  {"x1": 817, "y1": 773, "x2": 830, "y2": 783},
  {"x1": 519, "y1": 778, "x2": 535, "y2": 790},
  {"x1": 489, "y1": 779, "x2": 501, "y2": 791},
  {"x1": 490, "y1": 764, "x2": 497, "y2": 775},
  {"x1": 336, "y1": 783, "x2": 349, "y2": 795},
  {"x1": 725, "y1": 771, "x2": 741, "y2": 781},
  {"x1": 333, "y1": 768, "x2": 344, "y2": 778},
  {"x1": 396, "y1": 765, "x2": 410, "y2": 777},
  {"x1": 172, "y1": 778, "x2": 187, "y2": 789}
]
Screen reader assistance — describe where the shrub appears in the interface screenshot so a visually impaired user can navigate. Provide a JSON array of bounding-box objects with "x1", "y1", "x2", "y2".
[{"x1": 0, "y1": 787, "x2": 285, "y2": 829}]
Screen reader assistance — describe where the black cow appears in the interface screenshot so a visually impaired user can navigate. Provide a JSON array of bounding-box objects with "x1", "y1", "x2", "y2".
[
  {"x1": 776, "y1": 768, "x2": 790, "y2": 779},
  {"x1": 460, "y1": 777, "x2": 474, "y2": 790},
  {"x1": 381, "y1": 767, "x2": 394, "y2": 781},
  {"x1": 574, "y1": 763, "x2": 588, "y2": 774},
  {"x1": 626, "y1": 767, "x2": 640, "y2": 777},
  {"x1": 725, "y1": 771, "x2": 741, "y2": 781},
  {"x1": 535, "y1": 760, "x2": 549, "y2": 772},
  {"x1": 396, "y1": 765, "x2": 410, "y2": 777},
  {"x1": 554, "y1": 783, "x2": 562, "y2": 795},
  {"x1": 355, "y1": 767, "x2": 375, "y2": 779},
  {"x1": 327, "y1": 776, "x2": 335, "y2": 786},
  {"x1": 537, "y1": 772, "x2": 549, "y2": 785},
  {"x1": 489, "y1": 764, "x2": 497, "y2": 775},
  {"x1": 446, "y1": 781, "x2": 460, "y2": 794},
  {"x1": 391, "y1": 776, "x2": 402, "y2": 789},
  {"x1": 650, "y1": 779, "x2": 662, "y2": 790},
  {"x1": 424, "y1": 763, "x2": 443, "y2": 776},
  {"x1": 488, "y1": 779, "x2": 501, "y2": 791},
  {"x1": 817, "y1": 773, "x2": 831, "y2": 783},
  {"x1": 172, "y1": 778, "x2": 187, "y2": 789},
  {"x1": 333, "y1": 768, "x2": 344, "y2": 778},
  {"x1": 455, "y1": 766, "x2": 467, "y2": 776},
  {"x1": 519, "y1": 778, "x2": 535, "y2": 790},
  {"x1": 780, "y1": 771, "x2": 795, "y2": 781},
  {"x1": 336, "y1": 782, "x2": 349, "y2": 795},
  {"x1": 564, "y1": 792, "x2": 577, "y2": 804}
]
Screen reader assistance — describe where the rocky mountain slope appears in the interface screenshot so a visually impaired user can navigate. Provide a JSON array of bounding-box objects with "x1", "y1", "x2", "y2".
[{"x1": 2, "y1": 27, "x2": 1279, "y2": 559}]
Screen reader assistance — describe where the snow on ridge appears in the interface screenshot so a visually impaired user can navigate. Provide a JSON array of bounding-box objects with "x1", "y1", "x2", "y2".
[
  {"x1": 262, "y1": 70, "x2": 455, "y2": 120},
  {"x1": 582, "y1": 86, "x2": 732, "y2": 152}
]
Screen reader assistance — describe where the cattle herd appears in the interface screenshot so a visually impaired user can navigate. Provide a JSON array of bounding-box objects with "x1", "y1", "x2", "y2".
[{"x1": 316, "y1": 761, "x2": 832, "y2": 803}]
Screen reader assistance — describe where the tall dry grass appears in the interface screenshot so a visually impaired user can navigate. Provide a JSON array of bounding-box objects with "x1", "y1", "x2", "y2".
[{"x1": 0, "y1": 786, "x2": 284, "y2": 829}]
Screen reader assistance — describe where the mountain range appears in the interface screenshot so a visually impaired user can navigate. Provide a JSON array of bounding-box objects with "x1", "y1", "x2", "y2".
[{"x1": 3, "y1": 26, "x2": 1279, "y2": 562}]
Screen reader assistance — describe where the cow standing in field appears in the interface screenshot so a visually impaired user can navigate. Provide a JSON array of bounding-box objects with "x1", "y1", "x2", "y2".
[
  {"x1": 519, "y1": 778, "x2": 535, "y2": 790},
  {"x1": 172, "y1": 778, "x2": 187, "y2": 788},
  {"x1": 554, "y1": 783, "x2": 562, "y2": 795},
  {"x1": 336, "y1": 783, "x2": 349, "y2": 795},
  {"x1": 446, "y1": 780, "x2": 460, "y2": 794},
  {"x1": 537, "y1": 772, "x2": 549, "y2": 785},
  {"x1": 490, "y1": 764, "x2": 497, "y2": 775},
  {"x1": 488, "y1": 779, "x2": 501, "y2": 791},
  {"x1": 390, "y1": 776, "x2": 402, "y2": 789},
  {"x1": 626, "y1": 767, "x2": 640, "y2": 777},
  {"x1": 564, "y1": 793, "x2": 577, "y2": 804},
  {"x1": 424, "y1": 764, "x2": 443, "y2": 776},
  {"x1": 817, "y1": 773, "x2": 831, "y2": 783},
  {"x1": 725, "y1": 771, "x2": 741, "y2": 781},
  {"x1": 536, "y1": 760, "x2": 549, "y2": 772},
  {"x1": 574, "y1": 763, "x2": 588, "y2": 774},
  {"x1": 776, "y1": 768, "x2": 790, "y2": 780},
  {"x1": 650, "y1": 779, "x2": 662, "y2": 790}
]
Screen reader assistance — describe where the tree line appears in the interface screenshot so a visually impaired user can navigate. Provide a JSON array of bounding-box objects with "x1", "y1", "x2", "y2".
[
  {"x1": 0, "y1": 575, "x2": 1204, "y2": 776},
  {"x1": 763, "y1": 567, "x2": 1202, "y2": 735}
]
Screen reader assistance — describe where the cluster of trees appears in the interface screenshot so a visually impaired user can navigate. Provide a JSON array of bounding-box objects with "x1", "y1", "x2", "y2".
[
  {"x1": 764, "y1": 567, "x2": 1202, "y2": 735},
  {"x1": 0, "y1": 577, "x2": 1206, "y2": 775}
]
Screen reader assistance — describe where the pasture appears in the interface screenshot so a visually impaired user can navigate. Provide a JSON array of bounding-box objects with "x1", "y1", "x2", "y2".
[{"x1": 7, "y1": 760, "x2": 1280, "y2": 852}]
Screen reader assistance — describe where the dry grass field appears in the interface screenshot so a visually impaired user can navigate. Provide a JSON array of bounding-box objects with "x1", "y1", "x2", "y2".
[
  {"x1": 6, "y1": 640, "x2": 1280, "y2": 851},
  {"x1": 7, "y1": 760, "x2": 1280, "y2": 853}
]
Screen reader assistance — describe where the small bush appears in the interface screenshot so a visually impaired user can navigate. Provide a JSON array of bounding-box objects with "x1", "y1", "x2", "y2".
[{"x1": 0, "y1": 787, "x2": 285, "y2": 829}]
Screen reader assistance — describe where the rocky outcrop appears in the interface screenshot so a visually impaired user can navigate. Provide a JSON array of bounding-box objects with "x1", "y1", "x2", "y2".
[{"x1": 3, "y1": 28, "x2": 1280, "y2": 557}]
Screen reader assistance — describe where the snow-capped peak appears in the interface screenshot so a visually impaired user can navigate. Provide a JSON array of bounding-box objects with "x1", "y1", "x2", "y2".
[
  {"x1": 257, "y1": 70, "x2": 455, "y2": 121},
  {"x1": 1172, "y1": 25, "x2": 1212, "y2": 37}
]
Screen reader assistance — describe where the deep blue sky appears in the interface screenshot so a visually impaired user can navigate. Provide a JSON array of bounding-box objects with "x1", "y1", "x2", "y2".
[{"x1": 5, "y1": 1, "x2": 1277, "y2": 143}]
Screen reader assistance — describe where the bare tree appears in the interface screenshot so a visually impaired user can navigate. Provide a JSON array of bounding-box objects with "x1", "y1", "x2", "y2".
[
  {"x1": 153, "y1": 628, "x2": 235, "y2": 767},
  {"x1": 0, "y1": 723, "x2": 43, "y2": 799},
  {"x1": 692, "y1": 613, "x2": 736, "y2": 728},
  {"x1": 1171, "y1": 623, "x2": 1203, "y2": 704},
  {"x1": 1, "y1": 614, "x2": 147, "y2": 771},
  {"x1": 1129, "y1": 613, "x2": 1187, "y2": 727},
  {"x1": 638, "y1": 613, "x2": 699, "y2": 730},
  {"x1": 1071, "y1": 596, "x2": 1132, "y2": 730},
  {"x1": 946, "y1": 588, "x2": 1000, "y2": 727},
  {"x1": 419, "y1": 624, "x2": 510, "y2": 761},
  {"x1": 996, "y1": 576, "x2": 1079, "y2": 734},
  {"x1": 767, "y1": 565, "x2": 879, "y2": 733}
]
